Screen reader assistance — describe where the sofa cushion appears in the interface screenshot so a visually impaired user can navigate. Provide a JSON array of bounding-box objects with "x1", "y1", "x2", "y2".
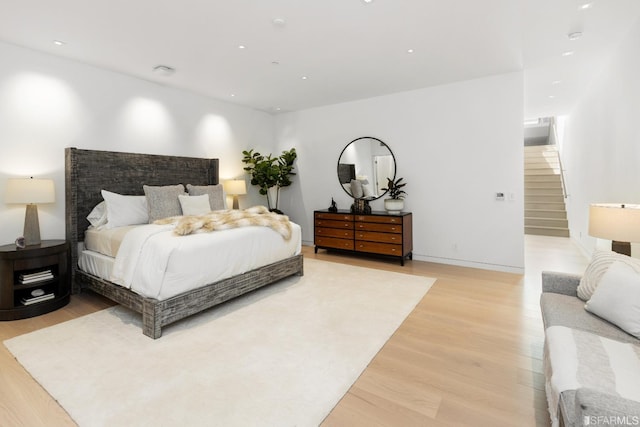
[
  {"x1": 540, "y1": 293, "x2": 638, "y2": 344},
  {"x1": 577, "y1": 250, "x2": 640, "y2": 301},
  {"x1": 585, "y1": 261, "x2": 640, "y2": 339}
]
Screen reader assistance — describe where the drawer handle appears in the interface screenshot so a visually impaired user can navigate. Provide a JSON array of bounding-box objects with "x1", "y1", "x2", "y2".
[
  {"x1": 391, "y1": 219, "x2": 397, "y2": 223},
  {"x1": 344, "y1": 232, "x2": 348, "y2": 236},
  {"x1": 391, "y1": 248, "x2": 396, "y2": 252},
  {"x1": 391, "y1": 237, "x2": 396, "y2": 240},
  {"x1": 391, "y1": 227, "x2": 396, "y2": 231}
]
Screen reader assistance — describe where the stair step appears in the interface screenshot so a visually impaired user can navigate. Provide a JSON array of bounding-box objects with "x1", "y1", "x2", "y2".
[
  {"x1": 525, "y1": 181, "x2": 562, "y2": 189},
  {"x1": 524, "y1": 144, "x2": 558, "y2": 152},
  {"x1": 525, "y1": 217, "x2": 569, "y2": 228},
  {"x1": 525, "y1": 202, "x2": 567, "y2": 210},
  {"x1": 525, "y1": 169, "x2": 561, "y2": 175},
  {"x1": 525, "y1": 209, "x2": 567, "y2": 219},
  {"x1": 525, "y1": 175, "x2": 562, "y2": 183},
  {"x1": 525, "y1": 195, "x2": 565, "y2": 203},
  {"x1": 525, "y1": 187, "x2": 564, "y2": 196},
  {"x1": 525, "y1": 225, "x2": 570, "y2": 238}
]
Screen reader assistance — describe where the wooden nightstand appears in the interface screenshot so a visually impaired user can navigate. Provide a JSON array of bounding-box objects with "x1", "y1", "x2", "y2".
[{"x1": 0, "y1": 240, "x2": 71, "y2": 320}]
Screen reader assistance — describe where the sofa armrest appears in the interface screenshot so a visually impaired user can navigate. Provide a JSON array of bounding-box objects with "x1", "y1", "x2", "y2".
[
  {"x1": 542, "y1": 271, "x2": 582, "y2": 297},
  {"x1": 575, "y1": 388, "x2": 640, "y2": 425}
]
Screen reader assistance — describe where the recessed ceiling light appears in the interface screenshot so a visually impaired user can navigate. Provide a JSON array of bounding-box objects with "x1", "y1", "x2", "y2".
[
  {"x1": 272, "y1": 18, "x2": 286, "y2": 27},
  {"x1": 53, "y1": 40, "x2": 66, "y2": 46},
  {"x1": 231, "y1": 94, "x2": 236, "y2": 97},
  {"x1": 548, "y1": 95, "x2": 556, "y2": 99},
  {"x1": 562, "y1": 50, "x2": 574, "y2": 57},
  {"x1": 407, "y1": 49, "x2": 414, "y2": 54},
  {"x1": 568, "y1": 32, "x2": 583, "y2": 41},
  {"x1": 580, "y1": 2, "x2": 593, "y2": 10},
  {"x1": 301, "y1": 76, "x2": 308, "y2": 80},
  {"x1": 152, "y1": 65, "x2": 175, "y2": 76},
  {"x1": 362, "y1": 0, "x2": 374, "y2": 3},
  {"x1": 552, "y1": 80, "x2": 562, "y2": 85},
  {"x1": 238, "y1": 45, "x2": 246, "y2": 49}
]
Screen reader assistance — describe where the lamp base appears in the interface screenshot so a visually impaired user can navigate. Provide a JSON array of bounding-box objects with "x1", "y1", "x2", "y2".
[
  {"x1": 611, "y1": 240, "x2": 631, "y2": 257},
  {"x1": 23, "y1": 204, "x2": 42, "y2": 246},
  {"x1": 232, "y1": 196, "x2": 239, "y2": 210}
]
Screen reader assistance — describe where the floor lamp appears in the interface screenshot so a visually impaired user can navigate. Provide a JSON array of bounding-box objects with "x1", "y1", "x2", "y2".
[
  {"x1": 5, "y1": 177, "x2": 55, "y2": 246},
  {"x1": 588, "y1": 203, "x2": 640, "y2": 256}
]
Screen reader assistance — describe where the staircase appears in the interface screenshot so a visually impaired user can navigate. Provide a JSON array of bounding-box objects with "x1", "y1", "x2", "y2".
[{"x1": 524, "y1": 145, "x2": 569, "y2": 237}]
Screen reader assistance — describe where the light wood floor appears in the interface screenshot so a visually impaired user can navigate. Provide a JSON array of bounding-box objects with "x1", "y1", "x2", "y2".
[{"x1": 0, "y1": 235, "x2": 588, "y2": 426}]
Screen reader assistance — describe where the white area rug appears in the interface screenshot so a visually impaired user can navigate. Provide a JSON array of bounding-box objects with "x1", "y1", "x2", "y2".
[{"x1": 5, "y1": 258, "x2": 434, "y2": 427}]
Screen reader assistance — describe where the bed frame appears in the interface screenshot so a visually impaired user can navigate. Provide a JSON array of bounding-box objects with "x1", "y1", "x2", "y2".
[{"x1": 65, "y1": 147, "x2": 303, "y2": 338}]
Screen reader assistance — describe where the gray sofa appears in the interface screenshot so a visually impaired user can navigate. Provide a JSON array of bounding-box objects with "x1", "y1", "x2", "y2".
[{"x1": 541, "y1": 271, "x2": 640, "y2": 426}]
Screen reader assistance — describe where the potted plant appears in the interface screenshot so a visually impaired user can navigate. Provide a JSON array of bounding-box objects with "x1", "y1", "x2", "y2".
[
  {"x1": 241, "y1": 148, "x2": 297, "y2": 213},
  {"x1": 381, "y1": 177, "x2": 407, "y2": 214}
]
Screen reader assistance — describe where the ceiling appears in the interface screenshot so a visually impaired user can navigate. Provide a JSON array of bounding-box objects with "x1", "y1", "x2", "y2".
[{"x1": 0, "y1": 0, "x2": 639, "y2": 117}]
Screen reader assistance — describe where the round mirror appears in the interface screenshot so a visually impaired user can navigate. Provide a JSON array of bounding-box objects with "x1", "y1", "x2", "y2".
[{"x1": 337, "y1": 136, "x2": 396, "y2": 200}]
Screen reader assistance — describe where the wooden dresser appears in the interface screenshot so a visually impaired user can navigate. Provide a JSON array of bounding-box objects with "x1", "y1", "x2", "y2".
[{"x1": 314, "y1": 209, "x2": 413, "y2": 265}]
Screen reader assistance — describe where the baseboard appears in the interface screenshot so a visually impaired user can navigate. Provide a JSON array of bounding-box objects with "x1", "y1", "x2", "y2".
[{"x1": 413, "y1": 254, "x2": 525, "y2": 274}]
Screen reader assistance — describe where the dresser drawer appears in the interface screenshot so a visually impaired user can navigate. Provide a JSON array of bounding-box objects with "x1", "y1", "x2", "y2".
[
  {"x1": 355, "y1": 222, "x2": 402, "y2": 233},
  {"x1": 315, "y1": 237, "x2": 354, "y2": 251},
  {"x1": 315, "y1": 219, "x2": 353, "y2": 229},
  {"x1": 315, "y1": 212, "x2": 353, "y2": 221},
  {"x1": 316, "y1": 227, "x2": 354, "y2": 239},
  {"x1": 355, "y1": 241, "x2": 403, "y2": 256},
  {"x1": 355, "y1": 231, "x2": 402, "y2": 244},
  {"x1": 354, "y1": 215, "x2": 403, "y2": 225}
]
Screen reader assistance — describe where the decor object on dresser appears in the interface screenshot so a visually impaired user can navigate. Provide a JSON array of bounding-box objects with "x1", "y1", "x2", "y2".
[
  {"x1": 223, "y1": 179, "x2": 247, "y2": 209},
  {"x1": 337, "y1": 136, "x2": 395, "y2": 199},
  {"x1": 241, "y1": 147, "x2": 297, "y2": 213},
  {"x1": 66, "y1": 148, "x2": 303, "y2": 339},
  {"x1": 314, "y1": 209, "x2": 412, "y2": 265},
  {"x1": 381, "y1": 176, "x2": 407, "y2": 214},
  {"x1": 328, "y1": 198, "x2": 338, "y2": 213},
  {"x1": 5, "y1": 177, "x2": 55, "y2": 246},
  {"x1": 588, "y1": 203, "x2": 640, "y2": 256},
  {"x1": 0, "y1": 240, "x2": 70, "y2": 320}
]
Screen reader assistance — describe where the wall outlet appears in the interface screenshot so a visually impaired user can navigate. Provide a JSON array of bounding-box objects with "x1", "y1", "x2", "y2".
[{"x1": 495, "y1": 192, "x2": 505, "y2": 201}]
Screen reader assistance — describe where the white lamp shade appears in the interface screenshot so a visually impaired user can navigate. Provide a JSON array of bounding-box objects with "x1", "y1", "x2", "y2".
[
  {"x1": 5, "y1": 178, "x2": 55, "y2": 204},
  {"x1": 223, "y1": 180, "x2": 247, "y2": 196},
  {"x1": 589, "y1": 203, "x2": 640, "y2": 243}
]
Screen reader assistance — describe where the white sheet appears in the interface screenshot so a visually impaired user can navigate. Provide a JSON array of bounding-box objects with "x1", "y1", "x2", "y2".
[
  {"x1": 106, "y1": 222, "x2": 301, "y2": 300},
  {"x1": 85, "y1": 225, "x2": 138, "y2": 257},
  {"x1": 78, "y1": 249, "x2": 115, "y2": 280}
]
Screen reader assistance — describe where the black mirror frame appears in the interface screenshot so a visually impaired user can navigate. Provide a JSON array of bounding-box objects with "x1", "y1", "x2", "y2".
[{"x1": 337, "y1": 136, "x2": 396, "y2": 200}]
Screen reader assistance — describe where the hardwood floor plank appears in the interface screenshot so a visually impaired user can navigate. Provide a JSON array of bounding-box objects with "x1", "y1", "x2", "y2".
[{"x1": 0, "y1": 235, "x2": 588, "y2": 426}]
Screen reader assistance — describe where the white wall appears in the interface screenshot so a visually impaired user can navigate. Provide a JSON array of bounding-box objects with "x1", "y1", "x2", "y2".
[
  {"x1": 0, "y1": 42, "x2": 275, "y2": 245},
  {"x1": 275, "y1": 72, "x2": 525, "y2": 272},
  {"x1": 561, "y1": 19, "x2": 640, "y2": 256}
]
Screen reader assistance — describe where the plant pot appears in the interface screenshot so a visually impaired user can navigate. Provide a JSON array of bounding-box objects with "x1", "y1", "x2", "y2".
[{"x1": 384, "y1": 198, "x2": 404, "y2": 214}]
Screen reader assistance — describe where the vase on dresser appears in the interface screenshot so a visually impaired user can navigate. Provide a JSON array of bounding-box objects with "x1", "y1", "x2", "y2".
[{"x1": 384, "y1": 198, "x2": 404, "y2": 214}]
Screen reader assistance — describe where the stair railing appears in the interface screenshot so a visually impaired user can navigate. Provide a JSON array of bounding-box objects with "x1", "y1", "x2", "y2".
[{"x1": 550, "y1": 123, "x2": 568, "y2": 199}]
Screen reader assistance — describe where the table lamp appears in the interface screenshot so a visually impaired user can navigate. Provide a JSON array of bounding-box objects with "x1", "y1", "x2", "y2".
[
  {"x1": 588, "y1": 203, "x2": 640, "y2": 256},
  {"x1": 5, "y1": 177, "x2": 55, "y2": 246},
  {"x1": 223, "y1": 180, "x2": 247, "y2": 210}
]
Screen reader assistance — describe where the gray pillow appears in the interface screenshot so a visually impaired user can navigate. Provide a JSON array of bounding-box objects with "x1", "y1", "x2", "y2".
[
  {"x1": 186, "y1": 184, "x2": 226, "y2": 210},
  {"x1": 143, "y1": 184, "x2": 186, "y2": 222}
]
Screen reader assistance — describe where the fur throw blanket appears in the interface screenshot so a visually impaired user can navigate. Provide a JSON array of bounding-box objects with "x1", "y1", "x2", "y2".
[{"x1": 154, "y1": 205, "x2": 292, "y2": 240}]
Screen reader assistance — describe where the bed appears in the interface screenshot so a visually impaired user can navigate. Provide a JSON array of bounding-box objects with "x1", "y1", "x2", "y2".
[{"x1": 65, "y1": 147, "x2": 303, "y2": 339}]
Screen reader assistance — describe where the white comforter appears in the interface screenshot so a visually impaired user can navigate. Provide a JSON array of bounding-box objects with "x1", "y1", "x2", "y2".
[{"x1": 109, "y1": 222, "x2": 301, "y2": 300}]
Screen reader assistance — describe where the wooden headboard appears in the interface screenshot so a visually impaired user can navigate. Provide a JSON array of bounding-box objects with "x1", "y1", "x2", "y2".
[{"x1": 65, "y1": 147, "x2": 219, "y2": 291}]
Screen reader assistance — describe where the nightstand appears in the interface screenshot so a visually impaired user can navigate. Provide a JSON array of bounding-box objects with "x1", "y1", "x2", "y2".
[{"x1": 0, "y1": 240, "x2": 71, "y2": 320}]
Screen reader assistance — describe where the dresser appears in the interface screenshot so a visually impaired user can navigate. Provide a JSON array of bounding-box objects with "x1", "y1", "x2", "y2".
[{"x1": 314, "y1": 210, "x2": 413, "y2": 265}]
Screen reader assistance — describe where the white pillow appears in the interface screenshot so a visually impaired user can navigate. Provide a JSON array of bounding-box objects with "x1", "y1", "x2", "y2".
[
  {"x1": 101, "y1": 190, "x2": 149, "y2": 229},
  {"x1": 577, "y1": 250, "x2": 640, "y2": 301},
  {"x1": 87, "y1": 201, "x2": 108, "y2": 228},
  {"x1": 350, "y1": 179, "x2": 363, "y2": 198},
  {"x1": 178, "y1": 194, "x2": 211, "y2": 216},
  {"x1": 585, "y1": 261, "x2": 640, "y2": 339}
]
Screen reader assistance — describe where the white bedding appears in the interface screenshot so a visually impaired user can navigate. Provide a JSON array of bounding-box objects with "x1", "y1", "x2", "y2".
[{"x1": 79, "y1": 222, "x2": 301, "y2": 300}]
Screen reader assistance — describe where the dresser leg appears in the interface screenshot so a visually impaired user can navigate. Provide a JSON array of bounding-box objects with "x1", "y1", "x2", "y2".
[{"x1": 314, "y1": 246, "x2": 318, "y2": 254}]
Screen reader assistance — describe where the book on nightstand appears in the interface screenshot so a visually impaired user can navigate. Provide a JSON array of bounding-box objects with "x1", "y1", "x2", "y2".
[
  {"x1": 18, "y1": 270, "x2": 54, "y2": 284},
  {"x1": 21, "y1": 293, "x2": 55, "y2": 305}
]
